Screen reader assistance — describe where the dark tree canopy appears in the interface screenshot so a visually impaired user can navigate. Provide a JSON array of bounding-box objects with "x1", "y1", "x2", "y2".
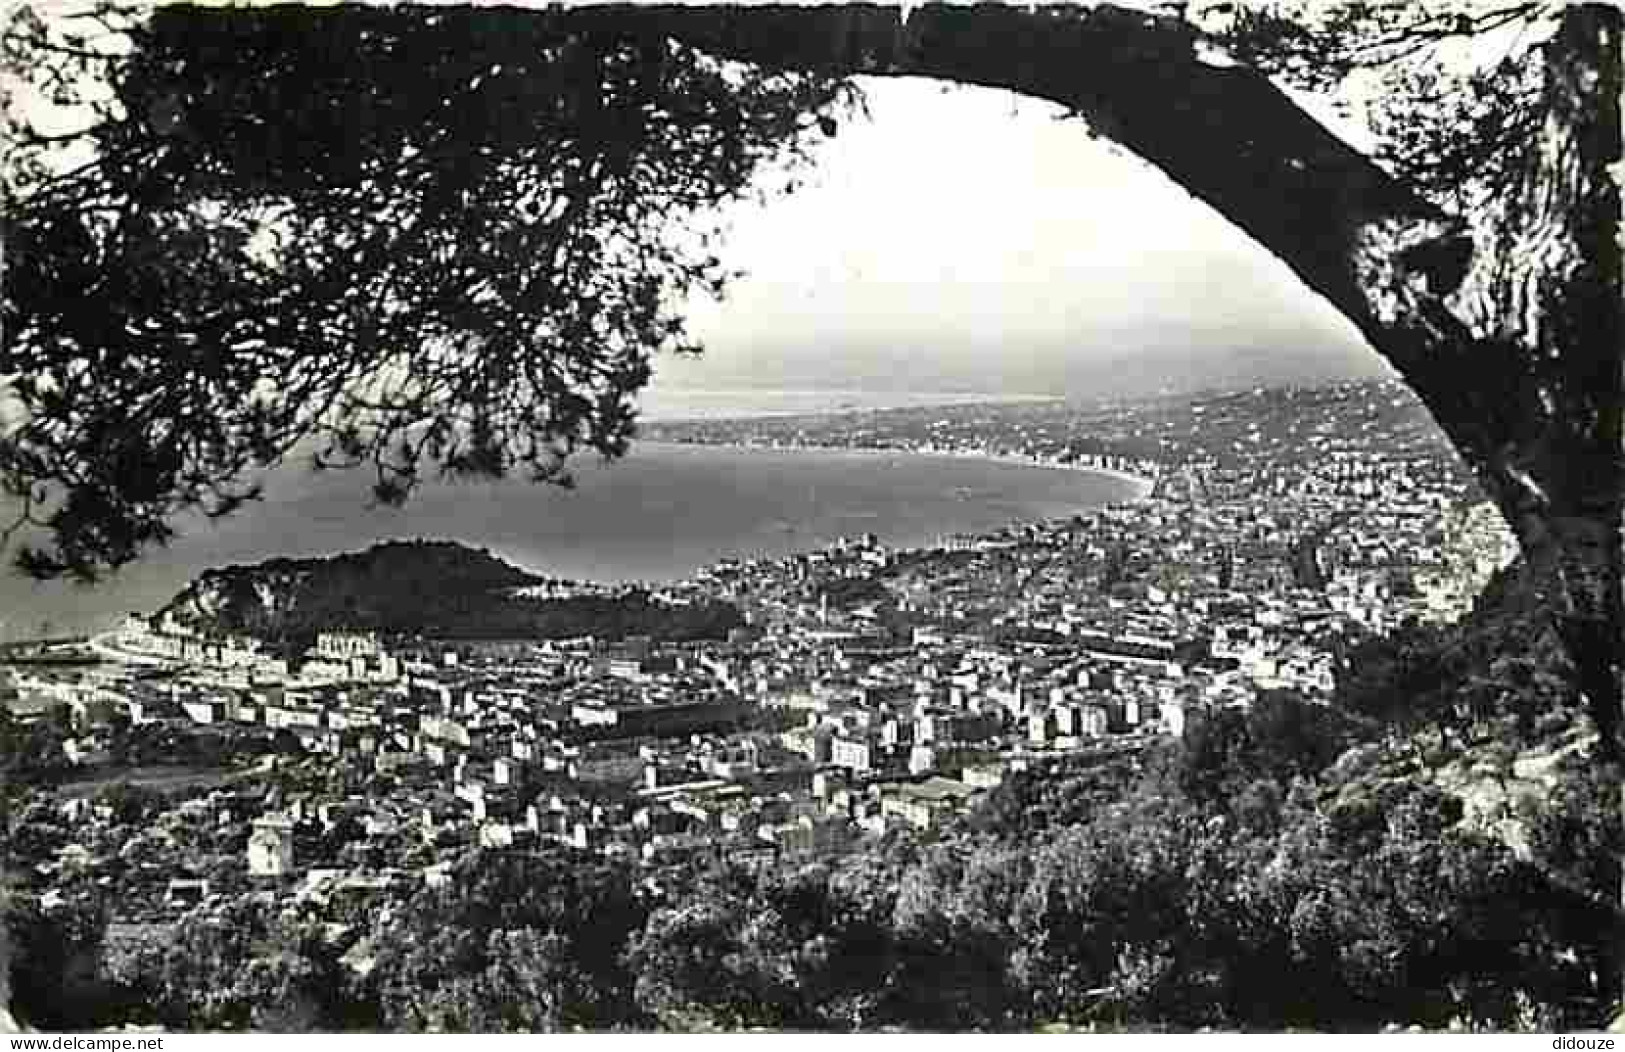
[
  {"x1": 2, "y1": 4, "x2": 1617, "y2": 625},
  {"x1": 2, "y1": 3, "x2": 851, "y2": 580},
  {"x1": 1, "y1": 0, "x2": 1621, "y2": 786},
  {"x1": 2, "y1": 1, "x2": 1623, "y2": 1030},
  {"x1": 0, "y1": 3, "x2": 1617, "y2": 748},
  {"x1": 8, "y1": 1, "x2": 1615, "y2": 754}
]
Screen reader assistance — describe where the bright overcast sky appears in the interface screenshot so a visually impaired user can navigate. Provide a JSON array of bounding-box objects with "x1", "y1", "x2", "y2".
[{"x1": 656, "y1": 75, "x2": 1390, "y2": 397}]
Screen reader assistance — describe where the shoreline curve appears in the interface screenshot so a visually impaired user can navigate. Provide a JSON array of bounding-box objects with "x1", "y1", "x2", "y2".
[{"x1": 641, "y1": 439, "x2": 1159, "y2": 507}]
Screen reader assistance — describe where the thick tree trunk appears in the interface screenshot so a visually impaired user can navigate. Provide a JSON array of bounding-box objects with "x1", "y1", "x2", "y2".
[
  {"x1": 577, "y1": 0, "x2": 1622, "y2": 736},
  {"x1": 1471, "y1": 7, "x2": 1622, "y2": 1018},
  {"x1": 572, "y1": 5, "x2": 1621, "y2": 708},
  {"x1": 584, "y1": 2, "x2": 1448, "y2": 329}
]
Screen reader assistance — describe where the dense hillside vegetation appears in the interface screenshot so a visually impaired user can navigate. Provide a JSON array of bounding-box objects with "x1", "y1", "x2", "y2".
[
  {"x1": 600, "y1": 562, "x2": 1605, "y2": 1032},
  {"x1": 16, "y1": 557, "x2": 1606, "y2": 1033}
]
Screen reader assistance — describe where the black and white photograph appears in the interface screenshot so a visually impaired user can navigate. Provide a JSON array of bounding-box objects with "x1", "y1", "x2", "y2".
[{"x1": 0, "y1": 0, "x2": 1620, "y2": 1034}]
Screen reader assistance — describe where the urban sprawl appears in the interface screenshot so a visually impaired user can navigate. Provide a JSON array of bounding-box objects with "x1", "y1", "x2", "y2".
[{"x1": 3, "y1": 380, "x2": 1518, "y2": 950}]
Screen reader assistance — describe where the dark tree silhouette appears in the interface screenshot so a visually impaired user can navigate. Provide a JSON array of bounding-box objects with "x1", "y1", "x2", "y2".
[
  {"x1": 1, "y1": 3, "x2": 852, "y2": 580},
  {"x1": 3, "y1": 4, "x2": 1615, "y2": 716},
  {"x1": 1, "y1": 0, "x2": 1620, "y2": 1019},
  {"x1": 580, "y1": 0, "x2": 1620, "y2": 754}
]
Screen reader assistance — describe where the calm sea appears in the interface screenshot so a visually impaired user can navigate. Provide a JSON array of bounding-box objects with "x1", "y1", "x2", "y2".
[{"x1": 0, "y1": 391, "x2": 1133, "y2": 639}]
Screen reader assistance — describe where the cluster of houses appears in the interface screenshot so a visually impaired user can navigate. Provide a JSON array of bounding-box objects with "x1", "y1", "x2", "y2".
[
  {"x1": 5, "y1": 380, "x2": 1523, "y2": 930},
  {"x1": 114, "y1": 618, "x2": 401, "y2": 685}
]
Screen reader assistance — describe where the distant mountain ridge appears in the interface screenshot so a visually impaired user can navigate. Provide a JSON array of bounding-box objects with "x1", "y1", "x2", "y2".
[{"x1": 157, "y1": 539, "x2": 742, "y2": 649}]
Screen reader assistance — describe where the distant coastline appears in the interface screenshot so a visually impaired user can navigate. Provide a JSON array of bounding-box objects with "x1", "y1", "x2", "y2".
[
  {"x1": 0, "y1": 439, "x2": 1136, "y2": 640},
  {"x1": 637, "y1": 388, "x2": 1063, "y2": 423},
  {"x1": 651, "y1": 438, "x2": 1157, "y2": 506}
]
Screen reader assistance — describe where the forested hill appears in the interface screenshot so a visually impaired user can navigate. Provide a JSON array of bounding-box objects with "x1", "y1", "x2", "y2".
[{"x1": 155, "y1": 540, "x2": 743, "y2": 650}]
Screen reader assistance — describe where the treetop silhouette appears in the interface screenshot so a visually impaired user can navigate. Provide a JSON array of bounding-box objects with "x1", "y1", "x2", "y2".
[{"x1": 2, "y1": 3, "x2": 851, "y2": 580}]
